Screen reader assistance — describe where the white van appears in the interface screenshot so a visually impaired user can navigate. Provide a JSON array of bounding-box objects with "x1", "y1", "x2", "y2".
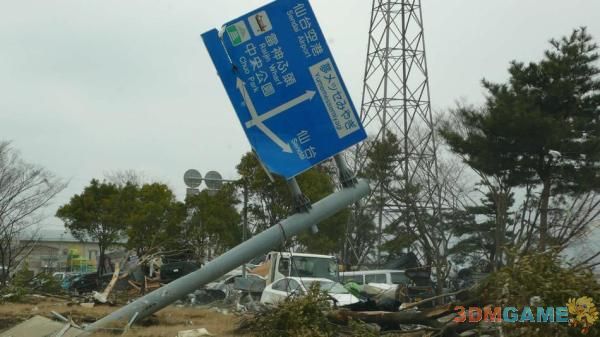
[{"x1": 340, "y1": 269, "x2": 411, "y2": 286}]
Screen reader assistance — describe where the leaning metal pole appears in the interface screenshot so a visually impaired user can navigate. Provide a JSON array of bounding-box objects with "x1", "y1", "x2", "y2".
[{"x1": 85, "y1": 179, "x2": 370, "y2": 333}]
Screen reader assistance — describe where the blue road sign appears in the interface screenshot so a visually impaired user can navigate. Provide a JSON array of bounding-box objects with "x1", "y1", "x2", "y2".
[{"x1": 202, "y1": 0, "x2": 366, "y2": 179}]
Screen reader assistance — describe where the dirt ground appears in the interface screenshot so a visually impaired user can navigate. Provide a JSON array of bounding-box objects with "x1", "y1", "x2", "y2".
[{"x1": 0, "y1": 296, "x2": 242, "y2": 337}]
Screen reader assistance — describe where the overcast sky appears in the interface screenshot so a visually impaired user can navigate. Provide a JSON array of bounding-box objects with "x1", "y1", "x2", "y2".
[{"x1": 2, "y1": 0, "x2": 600, "y2": 229}]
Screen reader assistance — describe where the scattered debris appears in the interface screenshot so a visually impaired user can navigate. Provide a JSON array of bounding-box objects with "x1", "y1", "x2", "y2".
[
  {"x1": 50, "y1": 311, "x2": 70, "y2": 323},
  {"x1": 177, "y1": 328, "x2": 213, "y2": 337},
  {"x1": 209, "y1": 307, "x2": 231, "y2": 315},
  {"x1": 1, "y1": 293, "x2": 15, "y2": 300},
  {"x1": 188, "y1": 289, "x2": 227, "y2": 306},
  {"x1": 249, "y1": 260, "x2": 270, "y2": 278},
  {"x1": 92, "y1": 262, "x2": 120, "y2": 303}
]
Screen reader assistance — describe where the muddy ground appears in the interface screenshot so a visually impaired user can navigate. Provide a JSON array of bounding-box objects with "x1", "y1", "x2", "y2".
[{"x1": 0, "y1": 296, "x2": 240, "y2": 337}]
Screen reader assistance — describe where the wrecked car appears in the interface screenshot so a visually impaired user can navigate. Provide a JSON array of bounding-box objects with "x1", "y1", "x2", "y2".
[
  {"x1": 205, "y1": 271, "x2": 265, "y2": 296},
  {"x1": 160, "y1": 260, "x2": 201, "y2": 283},
  {"x1": 68, "y1": 272, "x2": 99, "y2": 294},
  {"x1": 260, "y1": 277, "x2": 360, "y2": 307}
]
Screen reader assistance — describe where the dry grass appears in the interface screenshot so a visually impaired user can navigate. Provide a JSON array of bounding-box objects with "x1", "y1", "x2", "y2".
[{"x1": 0, "y1": 296, "x2": 242, "y2": 336}]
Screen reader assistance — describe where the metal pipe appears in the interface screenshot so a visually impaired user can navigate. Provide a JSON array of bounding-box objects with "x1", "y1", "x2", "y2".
[{"x1": 85, "y1": 179, "x2": 370, "y2": 332}]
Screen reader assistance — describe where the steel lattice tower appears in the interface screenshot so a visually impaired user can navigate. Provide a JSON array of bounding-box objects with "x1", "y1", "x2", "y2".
[{"x1": 352, "y1": 0, "x2": 440, "y2": 264}]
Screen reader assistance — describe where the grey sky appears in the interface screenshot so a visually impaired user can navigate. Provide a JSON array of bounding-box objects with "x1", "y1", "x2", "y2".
[{"x1": 1, "y1": 0, "x2": 600, "y2": 228}]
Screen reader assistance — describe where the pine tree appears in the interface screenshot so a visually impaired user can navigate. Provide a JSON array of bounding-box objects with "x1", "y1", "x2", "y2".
[{"x1": 441, "y1": 28, "x2": 600, "y2": 252}]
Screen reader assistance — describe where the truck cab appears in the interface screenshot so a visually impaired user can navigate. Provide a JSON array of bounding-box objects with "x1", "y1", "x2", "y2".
[{"x1": 261, "y1": 251, "x2": 339, "y2": 284}]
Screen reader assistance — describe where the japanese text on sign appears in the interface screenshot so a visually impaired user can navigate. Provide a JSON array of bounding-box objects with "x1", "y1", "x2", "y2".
[
  {"x1": 237, "y1": 30, "x2": 297, "y2": 97},
  {"x1": 287, "y1": 3, "x2": 324, "y2": 59},
  {"x1": 310, "y1": 58, "x2": 360, "y2": 138}
]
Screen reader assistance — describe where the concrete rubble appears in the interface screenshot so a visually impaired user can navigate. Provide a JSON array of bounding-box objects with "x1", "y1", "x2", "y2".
[{"x1": 0, "y1": 316, "x2": 82, "y2": 337}]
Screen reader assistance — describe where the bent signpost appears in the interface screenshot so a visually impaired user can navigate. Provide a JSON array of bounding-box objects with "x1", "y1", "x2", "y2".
[{"x1": 202, "y1": 0, "x2": 366, "y2": 178}]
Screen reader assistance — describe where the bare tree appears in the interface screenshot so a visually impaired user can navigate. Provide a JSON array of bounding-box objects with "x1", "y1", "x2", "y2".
[
  {"x1": 511, "y1": 189, "x2": 600, "y2": 259},
  {"x1": 357, "y1": 117, "x2": 476, "y2": 293},
  {"x1": 386, "y1": 153, "x2": 475, "y2": 293},
  {"x1": 0, "y1": 141, "x2": 66, "y2": 286},
  {"x1": 104, "y1": 169, "x2": 146, "y2": 186}
]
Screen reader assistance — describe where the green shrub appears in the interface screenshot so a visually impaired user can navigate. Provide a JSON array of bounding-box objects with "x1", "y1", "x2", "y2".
[
  {"x1": 2, "y1": 262, "x2": 63, "y2": 300},
  {"x1": 31, "y1": 272, "x2": 63, "y2": 294},
  {"x1": 241, "y1": 284, "x2": 337, "y2": 337},
  {"x1": 0, "y1": 285, "x2": 28, "y2": 303},
  {"x1": 239, "y1": 283, "x2": 379, "y2": 337},
  {"x1": 11, "y1": 262, "x2": 34, "y2": 287},
  {"x1": 485, "y1": 250, "x2": 600, "y2": 337}
]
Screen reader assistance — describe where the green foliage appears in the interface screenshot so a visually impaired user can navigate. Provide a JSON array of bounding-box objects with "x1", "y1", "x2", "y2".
[
  {"x1": 126, "y1": 183, "x2": 186, "y2": 257},
  {"x1": 449, "y1": 192, "x2": 516, "y2": 267},
  {"x1": 58, "y1": 179, "x2": 187, "y2": 269},
  {"x1": 484, "y1": 27, "x2": 600, "y2": 195},
  {"x1": 56, "y1": 179, "x2": 131, "y2": 274},
  {"x1": 237, "y1": 152, "x2": 291, "y2": 232},
  {"x1": 1, "y1": 263, "x2": 62, "y2": 302},
  {"x1": 440, "y1": 27, "x2": 600, "y2": 254},
  {"x1": 0, "y1": 285, "x2": 27, "y2": 303},
  {"x1": 485, "y1": 250, "x2": 600, "y2": 337},
  {"x1": 295, "y1": 168, "x2": 350, "y2": 254},
  {"x1": 347, "y1": 320, "x2": 378, "y2": 337},
  {"x1": 183, "y1": 184, "x2": 242, "y2": 256},
  {"x1": 360, "y1": 133, "x2": 403, "y2": 258},
  {"x1": 241, "y1": 284, "x2": 391, "y2": 337},
  {"x1": 236, "y1": 152, "x2": 347, "y2": 254},
  {"x1": 30, "y1": 273, "x2": 62, "y2": 294},
  {"x1": 363, "y1": 131, "x2": 403, "y2": 186},
  {"x1": 11, "y1": 261, "x2": 33, "y2": 287},
  {"x1": 241, "y1": 284, "x2": 336, "y2": 337},
  {"x1": 57, "y1": 179, "x2": 132, "y2": 245}
]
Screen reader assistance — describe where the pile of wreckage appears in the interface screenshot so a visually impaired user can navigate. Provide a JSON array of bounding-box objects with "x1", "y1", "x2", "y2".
[
  {"x1": 185, "y1": 257, "x2": 494, "y2": 337},
  {"x1": 0, "y1": 251, "x2": 492, "y2": 337}
]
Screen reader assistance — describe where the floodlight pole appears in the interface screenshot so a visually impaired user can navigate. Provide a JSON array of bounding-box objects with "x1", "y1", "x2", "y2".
[
  {"x1": 217, "y1": 177, "x2": 250, "y2": 277},
  {"x1": 84, "y1": 179, "x2": 370, "y2": 333},
  {"x1": 184, "y1": 171, "x2": 250, "y2": 275},
  {"x1": 203, "y1": 174, "x2": 250, "y2": 277}
]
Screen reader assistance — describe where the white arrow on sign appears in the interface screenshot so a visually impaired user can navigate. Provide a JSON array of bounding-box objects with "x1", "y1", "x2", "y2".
[
  {"x1": 237, "y1": 78, "x2": 313, "y2": 154},
  {"x1": 256, "y1": 122, "x2": 292, "y2": 153},
  {"x1": 245, "y1": 90, "x2": 316, "y2": 128},
  {"x1": 236, "y1": 78, "x2": 260, "y2": 119}
]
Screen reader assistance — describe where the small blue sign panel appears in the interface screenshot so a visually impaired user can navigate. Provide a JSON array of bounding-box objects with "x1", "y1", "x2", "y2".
[{"x1": 202, "y1": 0, "x2": 366, "y2": 179}]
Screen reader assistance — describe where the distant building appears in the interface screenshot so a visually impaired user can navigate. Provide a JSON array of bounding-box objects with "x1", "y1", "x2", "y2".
[{"x1": 20, "y1": 229, "x2": 101, "y2": 274}]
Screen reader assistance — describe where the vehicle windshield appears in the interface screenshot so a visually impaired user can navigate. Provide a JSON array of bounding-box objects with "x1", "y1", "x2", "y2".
[
  {"x1": 319, "y1": 282, "x2": 348, "y2": 294},
  {"x1": 289, "y1": 256, "x2": 338, "y2": 280},
  {"x1": 303, "y1": 280, "x2": 348, "y2": 294}
]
